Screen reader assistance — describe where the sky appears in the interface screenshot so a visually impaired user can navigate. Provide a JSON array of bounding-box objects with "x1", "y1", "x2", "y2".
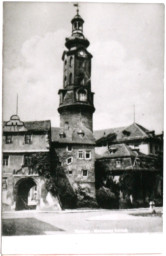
[{"x1": 3, "y1": 2, "x2": 164, "y2": 133}]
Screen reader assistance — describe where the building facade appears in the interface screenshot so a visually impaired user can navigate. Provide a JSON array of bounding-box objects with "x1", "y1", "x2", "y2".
[
  {"x1": 2, "y1": 10, "x2": 163, "y2": 211},
  {"x1": 2, "y1": 114, "x2": 52, "y2": 211}
]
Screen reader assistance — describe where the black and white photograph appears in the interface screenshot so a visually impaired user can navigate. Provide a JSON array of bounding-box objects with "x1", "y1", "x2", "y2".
[{"x1": 1, "y1": 1, "x2": 164, "y2": 254}]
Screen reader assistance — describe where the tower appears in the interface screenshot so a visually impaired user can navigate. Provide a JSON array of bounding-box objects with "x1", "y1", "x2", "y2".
[
  {"x1": 56, "y1": 7, "x2": 96, "y2": 200},
  {"x1": 58, "y1": 8, "x2": 95, "y2": 131}
]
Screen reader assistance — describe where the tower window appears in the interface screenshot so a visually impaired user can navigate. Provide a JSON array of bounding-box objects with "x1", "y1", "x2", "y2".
[
  {"x1": 67, "y1": 145, "x2": 72, "y2": 152},
  {"x1": 69, "y1": 73, "x2": 72, "y2": 84},
  {"x1": 85, "y1": 151, "x2": 91, "y2": 160},
  {"x1": 24, "y1": 155, "x2": 32, "y2": 166},
  {"x1": 6, "y1": 135, "x2": 12, "y2": 144},
  {"x1": 65, "y1": 121, "x2": 69, "y2": 130},
  {"x1": 3, "y1": 155, "x2": 9, "y2": 166},
  {"x1": 69, "y1": 170, "x2": 73, "y2": 175},
  {"x1": 25, "y1": 134, "x2": 32, "y2": 144},
  {"x1": 69, "y1": 57, "x2": 73, "y2": 67},
  {"x1": 116, "y1": 160, "x2": 121, "y2": 168},
  {"x1": 78, "y1": 151, "x2": 84, "y2": 159},
  {"x1": 66, "y1": 157, "x2": 73, "y2": 165},
  {"x1": 78, "y1": 21, "x2": 82, "y2": 30},
  {"x1": 82, "y1": 170, "x2": 88, "y2": 177},
  {"x1": 78, "y1": 89, "x2": 87, "y2": 102},
  {"x1": 64, "y1": 76, "x2": 67, "y2": 87}
]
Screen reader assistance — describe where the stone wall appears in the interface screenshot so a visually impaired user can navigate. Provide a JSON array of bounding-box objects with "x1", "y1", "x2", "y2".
[
  {"x1": 60, "y1": 108, "x2": 93, "y2": 131},
  {"x1": 55, "y1": 144, "x2": 96, "y2": 197}
]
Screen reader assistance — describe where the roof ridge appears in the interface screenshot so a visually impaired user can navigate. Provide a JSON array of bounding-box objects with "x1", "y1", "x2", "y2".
[
  {"x1": 133, "y1": 122, "x2": 148, "y2": 137},
  {"x1": 94, "y1": 126, "x2": 126, "y2": 132},
  {"x1": 25, "y1": 120, "x2": 51, "y2": 123},
  {"x1": 123, "y1": 144, "x2": 132, "y2": 156}
]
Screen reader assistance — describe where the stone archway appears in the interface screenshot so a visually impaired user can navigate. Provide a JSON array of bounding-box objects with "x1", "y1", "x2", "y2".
[{"x1": 15, "y1": 177, "x2": 37, "y2": 211}]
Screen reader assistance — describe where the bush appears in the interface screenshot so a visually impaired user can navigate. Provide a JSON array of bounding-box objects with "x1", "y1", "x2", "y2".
[
  {"x1": 77, "y1": 198, "x2": 98, "y2": 208},
  {"x1": 76, "y1": 184, "x2": 99, "y2": 208},
  {"x1": 96, "y1": 186, "x2": 118, "y2": 209},
  {"x1": 119, "y1": 196, "x2": 132, "y2": 209}
]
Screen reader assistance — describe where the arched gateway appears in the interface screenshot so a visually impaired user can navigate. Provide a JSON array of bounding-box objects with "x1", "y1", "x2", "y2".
[{"x1": 14, "y1": 178, "x2": 38, "y2": 210}]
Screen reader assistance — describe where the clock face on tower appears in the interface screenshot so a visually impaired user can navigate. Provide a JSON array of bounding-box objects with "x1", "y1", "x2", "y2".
[{"x1": 78, "y1": 50, "x2": 87, "y2": 58}]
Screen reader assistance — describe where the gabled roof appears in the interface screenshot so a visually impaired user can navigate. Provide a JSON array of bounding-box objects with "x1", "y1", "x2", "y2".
[
  {"x1": 96, "y1": 143, "x2": 137, "y2": 159},
  {"x1": 94, "y1": 122, "x2": 153, "y2": 144},
  {"x1": 94, "y1": 126, "x2": 125, "y2": 141}
]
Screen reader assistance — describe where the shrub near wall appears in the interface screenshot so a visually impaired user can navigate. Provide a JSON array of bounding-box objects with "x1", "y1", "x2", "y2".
[{"x1": 96, "y1": 186, "x2": 118, "y2": 209}]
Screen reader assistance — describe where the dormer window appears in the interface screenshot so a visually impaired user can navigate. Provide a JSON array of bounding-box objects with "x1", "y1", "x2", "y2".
[
  {"x1": 77, "y1": 129, "x2": 84, "y2": 138},
  {"x1": 122, "y1": 130, "x2": 130, "y2": 136},
  {"x1": 25, "y1": 134, "x2": 31, "y2": 144},
  {"x1": 109, "y1": 147, "x2": 117, "y2": 154},
  {"x1": 59, "y1": 131, "x2": 66, "y2": 138},
  {"x1": 6, "y1": 135, "x2": 12, "y2": 144}
]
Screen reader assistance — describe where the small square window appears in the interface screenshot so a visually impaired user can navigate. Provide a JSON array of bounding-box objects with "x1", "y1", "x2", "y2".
[
  {"x1": 25, "y1": 134, "x2": 31, "y2": 144},
  {"x1": 85, "y1": 151, "x2": 91, "y2": 159},
  {"x1": 3, "y1": 155, "x2": 9, "y2": 166},
  {"x1": 67, "y1": 145, "x2": 72, "y2": 152},
  {"x1": 66, "y1": 157, "x2": 73, "y2": 165},
  {"x1": 78, "y1": 151, "x2": 84, "y2": 159},
  {"x1": 6, "y1": 135, "x2": 12, "y2": 144},
  {"x1": 69, "y1": 170, "x2": 73, "y2": 175},
  {"x1": 83, "y1": 170, "x2": 88, "y2": 177}
]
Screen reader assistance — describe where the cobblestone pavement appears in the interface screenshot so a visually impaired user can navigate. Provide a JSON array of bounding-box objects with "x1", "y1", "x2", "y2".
[{"x1": 2, "y1": 207, "x2": 163, "y2": 235}]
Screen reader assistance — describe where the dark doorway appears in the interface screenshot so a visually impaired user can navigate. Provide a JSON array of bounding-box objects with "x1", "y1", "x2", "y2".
[{"x1": 15, "y1": 178, "x2": 37, "y2": 211}]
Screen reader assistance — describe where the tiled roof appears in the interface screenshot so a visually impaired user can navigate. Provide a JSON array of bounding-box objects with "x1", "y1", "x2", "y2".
[
  {"x1": 3, "y1": 118, "x2": 51, "y2": 132},
  {"x1": 94, "y1": 126, "x2": 125, "y2": 141},
  {"x1": 96, "y1": 144, "x2": 137, "y2": 159},
  {"x1": 94, "y1": 122, "x2": 151, "y2": 143},
  {"x1": 24, "y1": 120, "x2": 51, "y2": 132},
  {"x1": 51, "y1": 126, "x2": 95, "y2": 145}
]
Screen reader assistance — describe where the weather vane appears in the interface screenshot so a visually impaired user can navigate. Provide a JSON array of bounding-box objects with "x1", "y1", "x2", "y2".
[{"x1": 74, "y1": 3, "x2": 79, "y2": 15}]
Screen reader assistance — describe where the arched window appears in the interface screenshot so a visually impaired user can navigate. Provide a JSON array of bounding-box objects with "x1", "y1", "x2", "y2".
[
  {"x1": 69, "y1": 73, "x2": 72, "y2": 85},
  {"x1": 69, "y1": 57, "x2": 73, "y2": 67},
  {"x1": 78, "y1": 89, "x2": 87, "y2": 102},
  {"x1": 65, "y1": 121, "x2": 69, "y2": 130},
  {"x1": 64, "y1": 76, "x2": 67, "y2": 87}
]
